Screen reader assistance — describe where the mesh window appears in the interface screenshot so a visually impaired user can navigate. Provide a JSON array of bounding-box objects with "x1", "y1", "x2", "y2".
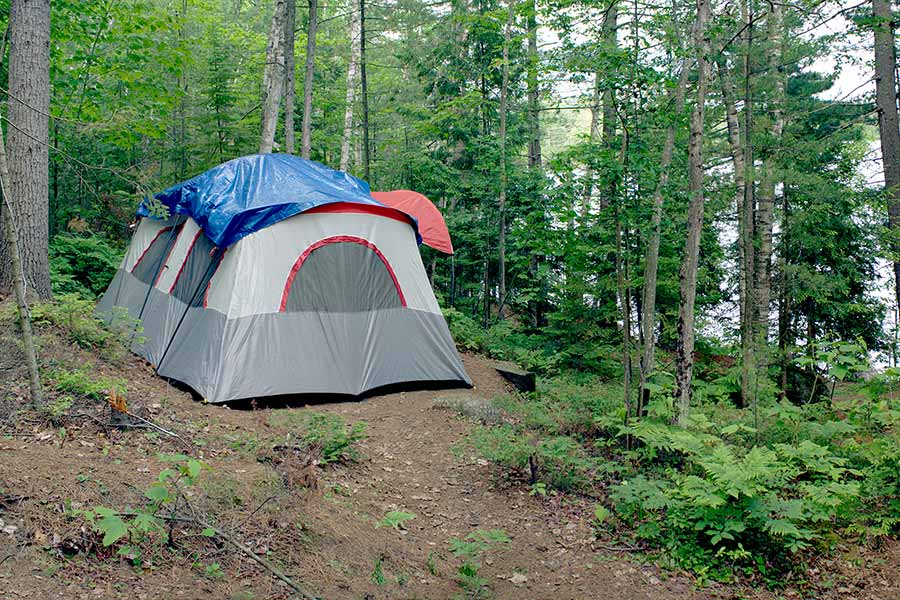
[
  {"x1": 283, "y1": 241, "x2": 403, "y2": 312},
  {"x1": 131, "y1": 223, "x2": 183, "y2": 285},
  {"x1": 170, "y1": 231, "x2": 219, "y2": 305}
]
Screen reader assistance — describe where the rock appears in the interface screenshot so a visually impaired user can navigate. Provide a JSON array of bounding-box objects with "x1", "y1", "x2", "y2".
[
  {"x1": 510, "y1": 573, "x2": 529, "y2": 585},
  {"x1": 489, "y1": 360, "x2": 536, "y2": 392}
]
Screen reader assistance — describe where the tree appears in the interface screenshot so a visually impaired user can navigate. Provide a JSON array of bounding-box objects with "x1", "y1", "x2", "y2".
[
  {"x1": 340, "y1": 0, "x2": 361, "y2": 171},
  {"x1": 260, "y1": 0, "x2": 286, "y2": 153},
  {"x1": 359, "y1": 0, "x2": 370, "y2": 179},
  {"x1": 0, "y1": 0, "x2": 52, "y2": 299},
  {"x1": 638, "y1": 59, "x2": 690, "y2": 412},
  {"x1": 284, "y1": 0, "x2": 297, "y2": 153},
  {"x1": 674, "y1": 0, "x2": 710, "y2": 425},
  {"x1": 873, "y1": 0, "x2": 900, "y2": 313},
  {"x1": 300, "y1": 0, "x2": 318, "y2": 158},
  {"x1": 497, "y1": 0, "x2": 514, "y2": 314}
]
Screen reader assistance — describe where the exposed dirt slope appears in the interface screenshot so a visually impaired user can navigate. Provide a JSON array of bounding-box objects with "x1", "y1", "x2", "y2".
[{"x1": 1, "y1": 313, "x2": 899, "y2": 599}]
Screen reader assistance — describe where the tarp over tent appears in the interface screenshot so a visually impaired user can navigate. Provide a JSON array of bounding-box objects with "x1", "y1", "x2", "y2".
[{"x1": 98, "y1": 154, "x2": 470, "y2": 403}]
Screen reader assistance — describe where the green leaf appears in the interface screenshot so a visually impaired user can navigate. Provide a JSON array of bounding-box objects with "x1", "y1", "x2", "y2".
[
  {"x1": 186, "y1": 459, "x2": 203, "y2": 480},
  {"x1": 202, "y1": 527, "x2": 216, "y2": 537},
  {"x1": 93, "y1": 508, "x2": 128, "y2": 546},
  {"x1": 144, "y1": 483, "x2": 170, "y2": 504}
]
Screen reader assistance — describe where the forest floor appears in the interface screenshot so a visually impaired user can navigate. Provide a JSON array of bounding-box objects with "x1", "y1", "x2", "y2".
[{"x1": 1, "y1": 308, "x2": 900, "y2": 599}]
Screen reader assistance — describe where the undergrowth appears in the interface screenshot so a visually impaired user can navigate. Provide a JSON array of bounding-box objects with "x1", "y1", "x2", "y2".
[
  {"x1": 463, "y1": 367, "x2": 900, "y2": 584},
  {"x1": 267, "y1": 411, "x2": 368, "y2": 464}
]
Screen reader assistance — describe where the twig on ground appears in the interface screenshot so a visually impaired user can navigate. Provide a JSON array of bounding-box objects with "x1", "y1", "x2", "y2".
[
  {"x1": 233, "y1": 495, "x2": 277, "y2": 532},
  {"x1": 179, "y1": 493, "x2": 318, "y2": 600}
]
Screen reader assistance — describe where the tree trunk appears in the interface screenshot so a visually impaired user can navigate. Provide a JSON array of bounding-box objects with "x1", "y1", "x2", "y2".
[
  {"x1": 752, "y1": 2, "x2": 784, "y2": 385},
  {"x1": 0, "y1": 20, "x2": 42, "y2": 406},
  {"x1": 0, "y1": 132, "x2": 43, "y2": 406},
  {"x1": 739, "y1": 0, "x2": 756, "y2": 410},
  {"x1": 526, "y1": 0, "x2": 541, "y2": 169},
  {"x1": 259, "y1": 0, "x2": 286, "y2": 154},
  {"x1": 638, "y1": 60, "x2": 690, "y2": 415},
  {"x1": 497, "y1": 0, "x2": 513, "y2": 315},
  {"x1": 340, "y1": 0, "x2": 361, "y2": 171},
  {"x1": 674, "y1": 0, "x2": 710, "y2": 426},
  {"x1": 283, "y1": 0, "x2": 297, "y2": 153},
  {"x1": 599, "y1": 4, "x2": 617, "y2": 212},
  {"x1": 359, "y1": 0, "x2": 370, "y2": 180},
  {"x1": 582, "y1": 71, "x2": 601, "y2": 212},
  {"x1": 717, "y1": 53, "x2": 753, "y2": 406},
  {"x1": 300, "y1": 0, "x2": 318, "y2": 159},
  {"x1": 778, "y1": 185, "x2": 791, "y2": 397},
  {"x1": 0, "y1": 0, "x2": 51, "y2": 299},
  {"x1": 874, "y1": 0, "x2": 900, "y2": 314},
  {"x1": 177, "y1": 0, "x2": 188, "y2": 178}
]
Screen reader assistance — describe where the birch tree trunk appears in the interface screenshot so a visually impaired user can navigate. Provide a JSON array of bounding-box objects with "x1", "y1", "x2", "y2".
[
  {"x1": 739, "y1": 0, "x2": 756, "y2": 409},
  {"x1": 874, "y1": 0, "x2": 900, "y2": 313},
  {"x1": 259, "y1": 0, "x2": 286, "y2": 154},
  {"x1": 526, "y1": 0, "x2": 541, "y2": 170},
  {"x1": 717, "y1": 54, "x2": 760, "y2": 407},
  {"x1": 359, "y1": 0, "x2": 370, "y2": 180},
  {"x1": 752, "y1": 2, "x2": 784, "y2": 386},
  {"x1": 283, "y1": 0, "x2": 297, "y2": 154},
  {"x1": 599, "y1": 3, "x2": 617, "y2": 212},
  {"x1": 582, "y1": 71, "x2": 601, "y2": 212},
  {"x1": 340, "y1": 0, "x2": 361, "y2": 171},
  {"x1": 300, "y1": 0, "x2": 318, "y2": 159},
  {"x1": 674, "y1": 0, "x2": 710, "y2": 426},
  {"x1": 497, "y1": 0, "x2": 513, "y2": 314},
  {"x1": 638, "y1": 60, "x2": 690, "y2": 414},
  {"x1": 0, "y1": 0, "x2": 51, "y2": 299}
]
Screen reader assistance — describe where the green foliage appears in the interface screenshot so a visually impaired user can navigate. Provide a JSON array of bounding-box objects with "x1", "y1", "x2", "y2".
[
  {"x1": 378, "y1": 511, "x2": 416, "y2": 530},
  {"x1": 73, "y1": 455, "x2": 208, "y2": 559},
  {"x1": 49, "y1": 234, "x2": 124, "y2": 298},
  {"x1": 448, "y1": 529, "x2": 510, "y2": 598},
  {"x1": 371, "y1": 558, "x2": 387, "y2": 586},
  {"x1": 268, "y1": 412, "x2": 368, "y2": 464},
  {"x1": 31, "y1": 293, "x2": 142, "y2": 355},
  {"x1": 49, "y1": 368, "x2": 126, "y2": 402}
]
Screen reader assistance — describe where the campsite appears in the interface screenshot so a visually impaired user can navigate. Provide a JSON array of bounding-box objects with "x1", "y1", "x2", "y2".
[{"x1": 3, "y1": 0, "x2": 900, "y2": 598}]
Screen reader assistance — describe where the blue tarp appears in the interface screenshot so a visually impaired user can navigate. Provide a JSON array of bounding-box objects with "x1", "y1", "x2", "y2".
[{"x1": 137, "y1": 154, "x2": 419, "y2": 248}]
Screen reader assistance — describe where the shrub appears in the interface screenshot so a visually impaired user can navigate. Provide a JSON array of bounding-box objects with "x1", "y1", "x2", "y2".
[
  {"x1": 612, "y1": 423, "x2": 861, "y2": 577},
  {"x1": 468, "y1": 425, "x2": 596, "y2": 491},
  {"x1": 268, "y1": 411, "x2": 368, "y2": 464},
  {"x1": 49, "y1": 233, "x2": 123, "y2": 298},
  {"x1": 31, "y1": 293, "x2": 141, "y2": 354},
  {"x1": 50, "y1": 368, "x2": 126, "y2": 402}
]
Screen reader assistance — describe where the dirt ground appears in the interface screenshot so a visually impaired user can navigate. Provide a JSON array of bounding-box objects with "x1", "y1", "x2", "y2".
[{"x1": 2, "y1": 317, "x2": 900, "y2": 599}]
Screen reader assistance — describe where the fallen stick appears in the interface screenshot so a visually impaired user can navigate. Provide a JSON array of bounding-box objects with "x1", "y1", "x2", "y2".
[
  {"x1": 178, "y1": 494, "x2": 317, "y2": 600},
  {"x1": 201, "y1": 521, "x2": 318, "y2": 600}
]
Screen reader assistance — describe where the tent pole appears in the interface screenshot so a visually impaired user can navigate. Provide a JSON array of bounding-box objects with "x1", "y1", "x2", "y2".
[{"x1": 155, "y1": 247, "x2": 224, "y2": 374}]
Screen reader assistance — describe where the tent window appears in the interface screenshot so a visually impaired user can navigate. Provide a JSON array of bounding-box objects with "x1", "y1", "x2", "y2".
[
  {"x1": 131, "y1": 224, "x2": 183, "y2": 285},
  {"x1": 280, "y1": 236, "x2": 406, "y2": 312},
  {"x1": 169, "y1": 230, "x2": 219, "y2": 305}
]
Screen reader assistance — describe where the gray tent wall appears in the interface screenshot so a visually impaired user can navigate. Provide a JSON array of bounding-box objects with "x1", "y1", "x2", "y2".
[{"x1": 98, "y1": 211, "x2": 470, "y2": 402}]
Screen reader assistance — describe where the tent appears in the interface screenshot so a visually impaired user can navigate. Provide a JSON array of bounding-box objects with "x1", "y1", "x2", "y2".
[{"x1": 97, "y1": 154, "x2": 470, "y2": 402}]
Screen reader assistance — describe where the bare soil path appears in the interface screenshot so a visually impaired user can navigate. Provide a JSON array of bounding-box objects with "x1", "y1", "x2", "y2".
[{"x1": 1, "y1": 321, "x2": 898, "y2": 599}]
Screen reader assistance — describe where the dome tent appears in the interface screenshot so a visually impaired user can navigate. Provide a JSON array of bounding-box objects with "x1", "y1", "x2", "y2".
[{"x1": 97, "y1": 154, "x2": 470, "y2": 402}]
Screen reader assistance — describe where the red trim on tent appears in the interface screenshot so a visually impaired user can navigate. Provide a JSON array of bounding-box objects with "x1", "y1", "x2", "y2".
[
  {"x1": 279, "y1": 235, "x2": 407, "y2": 312},
  {"x1": 303, "y1": 202, "x2": 416, "y2": 227},
  {"x1": 202, "y1": 247, "x2": 227, "y2": 308},
  {"x1": 131, "y1": 226, "x2": 173, "y2": 274},
  {"x1": 168, "y1": 229, "x2": 204, "y2": 293}
]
